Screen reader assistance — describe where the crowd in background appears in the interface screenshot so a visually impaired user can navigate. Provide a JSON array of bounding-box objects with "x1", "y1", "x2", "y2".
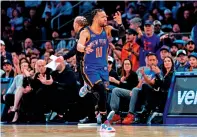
[{"x1": 1, "y1": 1, "x2": 197, "y2": 124}]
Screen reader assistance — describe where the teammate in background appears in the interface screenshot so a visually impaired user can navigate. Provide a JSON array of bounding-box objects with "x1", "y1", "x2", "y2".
[
  {"x1": 56, "y1": 16, "x2": 88, "y2": 86},
  {"x1": 77, "y1": 9, "x2": 125, "y2": 132}
]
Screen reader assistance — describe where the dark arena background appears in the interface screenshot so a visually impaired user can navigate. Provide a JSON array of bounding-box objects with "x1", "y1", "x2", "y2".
[{"x1": 1, "y1": 1, "x2": 197, "y2": 136}]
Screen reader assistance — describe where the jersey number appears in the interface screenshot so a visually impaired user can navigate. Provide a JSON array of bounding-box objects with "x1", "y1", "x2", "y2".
[{"x1": 96, "y1": 47, "x2": 102, "y2": 58}]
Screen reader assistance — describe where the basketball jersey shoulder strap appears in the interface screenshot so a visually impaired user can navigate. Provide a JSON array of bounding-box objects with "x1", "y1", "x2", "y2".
[{"x1": 83, "y1": 27, "x2": 91, "y2": 44}]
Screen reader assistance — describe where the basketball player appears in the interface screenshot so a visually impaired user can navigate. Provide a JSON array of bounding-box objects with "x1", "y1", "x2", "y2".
[
  {"x1": 77, "y1": 9, "x2": 125, "y2": 132},
  {"x1": 56, "y1": 16, "x2": 88, "y2": 86}
]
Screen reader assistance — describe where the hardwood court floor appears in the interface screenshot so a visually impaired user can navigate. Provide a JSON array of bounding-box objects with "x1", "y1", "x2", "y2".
[{"x1": 1, "y1": 124, "x2": 197, "y2": 137}]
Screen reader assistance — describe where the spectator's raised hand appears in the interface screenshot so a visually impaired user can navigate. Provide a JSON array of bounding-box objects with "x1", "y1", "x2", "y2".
[
  {"x1": 13, "y1": 57, "x2": 19, "y2": 66},
  {"x1": 140, "y1": 67, "x2": 145, "y2": 76},
  {"x1": 151, "y1": 65, "x2": 161, "y2": 74},
  {"x1": 23, "y1": 69, "x2": 31, "y2": 77},
  {"x1": 37, "y1": 74, "x2": 47, "y2": 84}
]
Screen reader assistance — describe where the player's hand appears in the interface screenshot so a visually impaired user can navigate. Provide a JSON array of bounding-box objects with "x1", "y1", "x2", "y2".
[
  {"x1": 113, "y1": 11, "x2": 122, "y2": 25},
  {"x1": 85, "y1": 45, "x2": 94, "y2": 54},
  {"x1": 109, "y1": 43, "x2": 115, "y2": 51}
]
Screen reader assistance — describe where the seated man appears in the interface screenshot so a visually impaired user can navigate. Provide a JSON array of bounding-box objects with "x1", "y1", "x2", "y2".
[
  {"x1": 110, "y1": 52, "x2": 158, "y2": 124},
  {"x1": 38, "y1": 57, "x2": 79, "y2": 122}
]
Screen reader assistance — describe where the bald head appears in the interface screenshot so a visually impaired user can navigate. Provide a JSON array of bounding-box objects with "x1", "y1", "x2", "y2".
[
  {"x1": 73, "y1": 16, "x2": 88, "y2": 33},
  {"x1": 36, "y1": 59, "x2": 46, "y2": 74},
  {"x1": 25, "y1": 38, "x2": 33, "y2": 49}
]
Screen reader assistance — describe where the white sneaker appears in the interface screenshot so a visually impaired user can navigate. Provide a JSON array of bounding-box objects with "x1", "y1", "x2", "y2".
[
  {"x1": 99, "y1": 111, "x2": 116, "y2": 132},
  {"x1": 99, "y1": 123, "x2": 116, "y2": 132},
  {"x1": 79, "y1": 84, "x2": 90, "y2": 97}
]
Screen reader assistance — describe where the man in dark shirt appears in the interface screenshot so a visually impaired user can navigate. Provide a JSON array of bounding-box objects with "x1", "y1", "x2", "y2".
[
  {"x1": 50, "y1": 58, "x2": 79, "y2": 121},
  {"x1": 1, "y1": 59, "x2": 14, "y2": 78}
]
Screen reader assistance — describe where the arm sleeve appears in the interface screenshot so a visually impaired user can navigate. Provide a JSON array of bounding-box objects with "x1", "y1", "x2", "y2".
[
  {"x1": 63, "y1": 45, "x2": 77, "y2": 60},
  {"x1": 111, "y1": 24, "x2": 126, "y2": 38}
]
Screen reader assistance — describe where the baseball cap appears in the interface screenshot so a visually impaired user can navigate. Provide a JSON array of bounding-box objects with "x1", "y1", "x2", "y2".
[
  {"x1": 185, "y1": 40, "x2": 195, "y2": 45},
  {"x1": 0, "y1": 40, "x2": 5, "y2": 45},
  {"x1": 153, "y1": 20, "x2": 162, "y2": 26},
  {"x1": 188, "y1": 52, "x2": 197, "y2": 59},
  {"x1": 108, "y1": 56, "x2": 114, "y2": 63},
  {"x1": 126, "y1": 29, "x2": 138, "y2": 35},
  {"x1": 144, "y1": 20, "x2": 153, "y2": 25},
  {"x1": 146, "y1": 52, "x2": 156, "y2": 57},
  {"x1": 173, "y1": 40, "x2": 186, "y2": 46},
  {"x1": 3, "y1": 59, "x2": 12, "y2": 65},
  {"x1": 160, "y1": 45, "x2": 170, "y2": 52},
  {"x1": 176, "y1": 50, "x2": 187, "y2": 57}
]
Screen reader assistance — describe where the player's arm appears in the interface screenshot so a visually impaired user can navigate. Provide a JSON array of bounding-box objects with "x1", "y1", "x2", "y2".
[
  {"x1": 106, "y1": 11, "x2": 125, "y2": 38},
  {"x1": 63, "y1": 45, "x2": 77, "y2": 59},
  {"x1": 77, "y1": 30, "x2": 89, "y2": 53}
]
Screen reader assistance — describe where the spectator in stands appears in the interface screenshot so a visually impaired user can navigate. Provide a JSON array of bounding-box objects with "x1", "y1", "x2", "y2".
[
  {"x1": 191, "y1": 22, "x2": 197, "y2": 48},
  {"x1": 0, "y1": 40, "x2": 12, "y2": 65},
  {"x1": 149, "y1": 56, "x2": 174, "y2": 114},
  {"x1": 161, "y1": 9, "x2": 175, "y2": 32},
  {"x1": 79, "y1": 1, "x2": 95, "y2": 14},
  {"x1": 129, "y1": 17, "x2": 142, "y2": 31},
  {"x1": 170, "y1": 42, "x2": 178, "y2": 63},
  {"x1": 43, "y1": 52, "x2": 51, "y2": 64},
  {"x1": 158, "y1": 45, "x2": 170, "y2": 66},
  {"x1": 41, "y1": 10, "x2": 52, "y2": 40},
  {"x1": 28, "y1": 59, "x2": 52, "y2": 122},
  {"x1": 40, "y1": 41, "x2": 54, "y2": 57},
  {"x1": 172, "y1": 23, "x2": 182, "y2": 40},
  {"x1": 51, "y1": 30, "x2": 66, "y2": 53},
  {"x1": 1, "y1": 8, "x2": 9, "y2": 32},
  {"x1": 128, "y1": 52, "x2": 159, "y2": 123},
  {"x1": 122, "y1": 5, "x2": 136, "y2": 23},
  {"x1": 30, "y1": 57, "x2": 38, "y2": 73},
  {"x1": 24, "y1": 38, "x2": 40, "y2": 57},
  {"x1": 9, "y1": 9, "x2": 23, "y2": 40},
  {"x1": 179, "y1": 9, "x2": 195, "y2": 33},
  {"x1": 110, "y1": 59, "x2": 138, "y2": 124},
  {"x1": 153, "y1": 20, "x2": 164, "y2": 37},
  {"x1": 121, "y1": 29, "x2": 140, "y2": 71},
  {"x1": 136, "y1": 20, "x2": 160, "y2": 66},
  {"x1": 66, "y1": 30, "x2": 76, "y2": 50},
  {"x1": 185, "y1": 40, "x2": 196, "y2": 56},
  {"x1": 42, "y1": 57, "x2": 79, "y2": 122},
  {"x1": 2, "y1": 61, "x2": 31, "y2": 123},
  {"x1": 175, "y1": 50, "x2": 189, "y2": 71},
  {"x1": 1, "y1": 59, "x2": 15, "y2": 78},
  {"x1": 188, "y1": 52, "x2": 197, "y2": 71},
  {"x1": 108, "y1": 56, "x2": 120, "y2": 89}
]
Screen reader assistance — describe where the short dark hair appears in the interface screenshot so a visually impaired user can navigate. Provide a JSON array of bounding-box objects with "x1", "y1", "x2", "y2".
[{"x1": 90, "y1": 9, "x2": 104, "y2": 25}]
